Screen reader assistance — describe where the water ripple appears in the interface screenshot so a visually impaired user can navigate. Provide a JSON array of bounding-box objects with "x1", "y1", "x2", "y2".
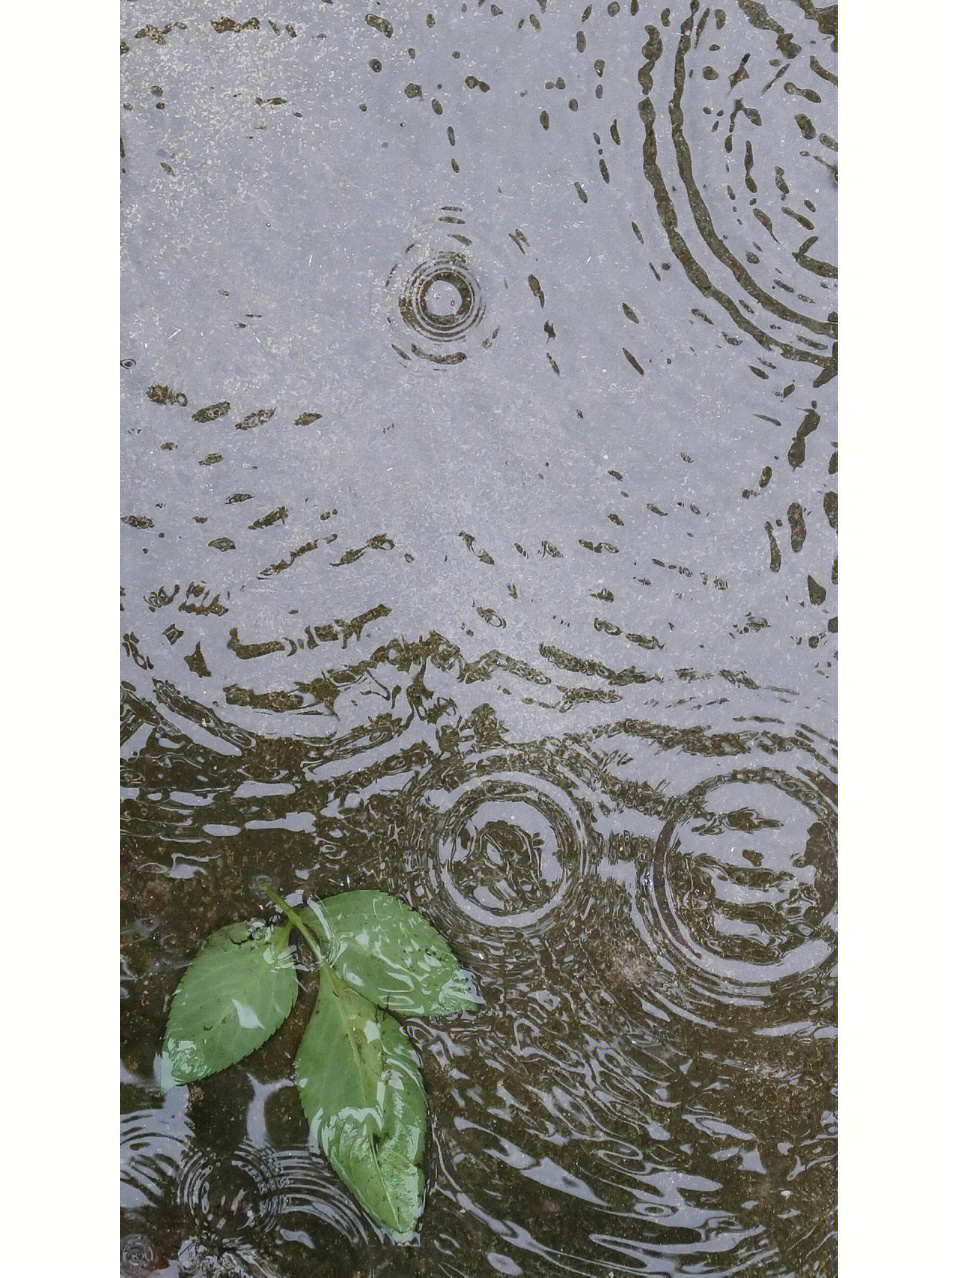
[
  {"x1": 176, "y1": 1143, "x2": 287, "y2": 1248},
  {"x1": 121, "y1": 2, "x2": 837, "y2": 1270},
  {"x1": 374, "y1": 208, "x2": 502, "y2": 368},
  {"x1": 588, "y1": 765, "x2": 835, "y2": 1036},
  {"x1": 120, "y1": 1233, "x2": 159, "y2": 1278},
  {"x1": 404, "y1": 744, "x2": 603, "y2": 940}
]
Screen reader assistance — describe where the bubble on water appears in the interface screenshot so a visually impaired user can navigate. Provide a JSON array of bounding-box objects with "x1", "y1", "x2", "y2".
[{"x1": 249, "y1": 873, "x2": 279, "y2": 903}]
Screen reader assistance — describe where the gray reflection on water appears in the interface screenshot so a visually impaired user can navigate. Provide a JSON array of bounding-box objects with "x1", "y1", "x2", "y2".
[{"x1": 122, "y1": 1, "x2": 836, "y2": 1274}]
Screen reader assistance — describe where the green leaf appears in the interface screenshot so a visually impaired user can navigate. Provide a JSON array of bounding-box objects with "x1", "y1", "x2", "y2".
[
  {"x1": 303, "y1": 890, "x2": 478, "y2": 1016},
  {"x1": 295, "y1": 966, "x2": 426, "y2": 1242},
  {"x1": 161, "y1": 920, "x2": 298, "y2": 1087}
]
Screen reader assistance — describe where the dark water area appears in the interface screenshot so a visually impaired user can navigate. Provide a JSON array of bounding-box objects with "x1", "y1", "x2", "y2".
[{"x1": 121, "y1": 3, "x2": 837, "y2": 1275}]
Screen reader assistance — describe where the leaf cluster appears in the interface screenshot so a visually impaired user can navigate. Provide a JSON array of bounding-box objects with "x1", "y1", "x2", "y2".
[{"x1": 161, "y1": 889, "x2": 477, "y2": 1241}]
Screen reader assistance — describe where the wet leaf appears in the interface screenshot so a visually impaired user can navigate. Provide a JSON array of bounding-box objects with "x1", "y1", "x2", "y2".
[
  {"x1": 305, "y1": 890, "x2": 478, "y2": 1015},
  {"x1": 295, "y1": 966, "x2": 425, "y2": 1242},
  {"x1": 161, "y1": 921, "x2": 298, "y2": 1086}
]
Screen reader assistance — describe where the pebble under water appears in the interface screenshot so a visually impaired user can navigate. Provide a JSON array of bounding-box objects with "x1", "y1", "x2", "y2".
[{"x1": 121, "y1": 3, "x2": 837, "y2": 1275}]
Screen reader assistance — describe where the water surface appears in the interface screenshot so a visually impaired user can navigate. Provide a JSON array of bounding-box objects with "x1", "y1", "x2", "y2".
[{"x1": 121, "y1": 3, "x2": 837, "y2": 1274}]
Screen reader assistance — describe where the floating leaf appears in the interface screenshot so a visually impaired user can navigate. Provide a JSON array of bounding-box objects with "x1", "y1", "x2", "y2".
[
  {"x1": 304, "y1": 890, "x2": 478, "y2": 1016},
  {"x1": 161, "y1": 920, "x2": 297, "y2": 1087},
  {"x1": 295, "y1": 966, "x2": 425, "y2": 1242}
]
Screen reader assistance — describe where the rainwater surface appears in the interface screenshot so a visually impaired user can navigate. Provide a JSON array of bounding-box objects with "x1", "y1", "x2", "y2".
[{"x1": 121, "y1": 3, "x2": 837, "y2": 1275}]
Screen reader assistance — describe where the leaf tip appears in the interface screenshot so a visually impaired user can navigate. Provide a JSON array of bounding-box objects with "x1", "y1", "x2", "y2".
[
  {"x1": 157, "y1": 1049, "x2": 183, "y2": 1092},
  {"x1": 384, "y1": 1223, "x2": 420, "y2": 1246},
  {"x1": 435, "y1": 969, "x2": 481, "y2": 1016}
]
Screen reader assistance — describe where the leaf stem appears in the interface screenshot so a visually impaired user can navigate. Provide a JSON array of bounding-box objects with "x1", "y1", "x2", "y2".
[
  {"x1": 303, "y1": 896, "x2": 336, "y2": 949},
  {"x1": 265, "y1": 886, "x2": 331, "y2": 967}
]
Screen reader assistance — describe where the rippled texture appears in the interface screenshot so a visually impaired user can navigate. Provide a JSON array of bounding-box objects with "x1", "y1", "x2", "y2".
[
  {"x1": 122, "y1": 2, "x2": 836, "y2": 1274},
  {"x1": 378, "y1": 213, "x2": 495, "y2": 366}
]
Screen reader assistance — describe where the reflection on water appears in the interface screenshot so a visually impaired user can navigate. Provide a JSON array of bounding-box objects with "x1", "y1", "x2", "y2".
[
  {"x1": 122, "y1": 1, "x2": 836, "y2": 1274},
  {"x1": 121, "y1": 663, "x2": 835, "y2": 1277}
]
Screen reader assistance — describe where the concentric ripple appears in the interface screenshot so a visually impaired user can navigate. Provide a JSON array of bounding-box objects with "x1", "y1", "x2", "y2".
[
  {"x1": 613, "y1": 767, "x2": 836, "y2": 1033},
  {"x1": 375, "y1": 208, "x2": 499, "y2": 366},
  {"x1": 176, "y1": 1143, "x2": 287, "y2": 1248},
  {"x1": 638, "y1": 0, "x2": 837, "y2": 377},
  {"x1": 121, "y1": 0, "x2": 839, "y2": 1267},
  {"x1": 403, "y1": 744, "x2": 604, "y2": 945},
  {"x1": 399, "y1": 252, "x2": 485, "y2": 345},
  {"x1": 176, "y1": 1237, "x2": 280, "y2": 1278},
  {"x1": 120, "y1": 1233, "x2": 159, "y2": 1278}
]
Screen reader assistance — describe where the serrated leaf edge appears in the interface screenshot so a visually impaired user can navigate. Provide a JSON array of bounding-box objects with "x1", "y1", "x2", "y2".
[{"x1": 160, "y1": 921, "x2": 298, "y2": 1088}]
